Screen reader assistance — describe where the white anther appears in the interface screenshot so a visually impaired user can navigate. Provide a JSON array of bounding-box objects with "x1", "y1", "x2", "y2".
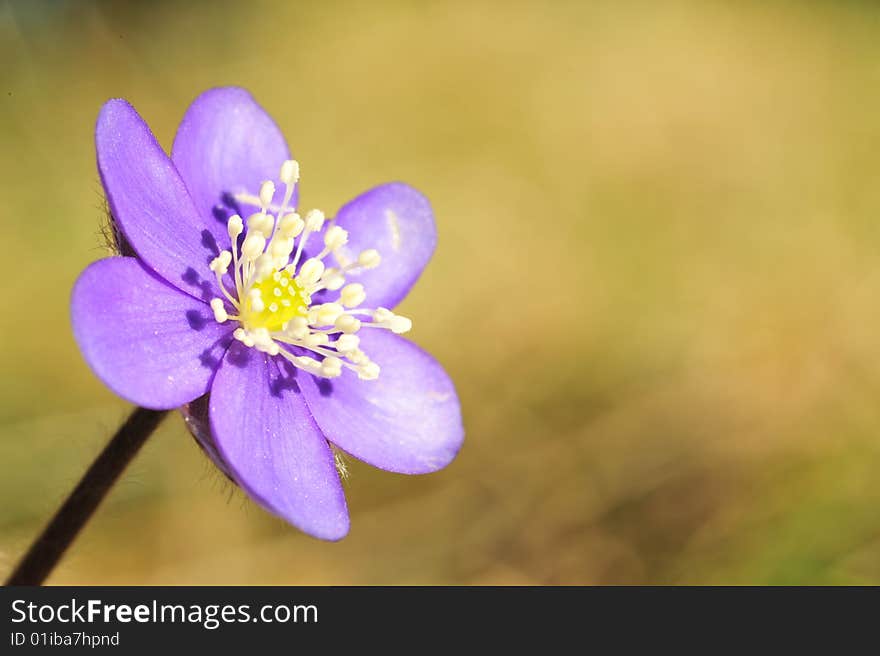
[
  {"x1": 305, "y1": 209, "x2": 325, "y2": 232},
  {"x1": 305, "y1": 333, "x2": 329, "y2": 348},
  {"x1": 280, "y1": 159, "x2": 300, "y2": 185},
  {"x1": 297, "y1": 258, "x2": 325, "y2": 285},
  {"x1": 340, "y1": 283, "x2": 366, "y2": 308},
  {"x1": 358, "y1": 249, "x2": 381, "y2": 269},
  {"x1": 234, "y1": 327, "x2": 255, "y2": 348},
  {"x1": 250, "y1": 327, "x2": 274, "y2": 351},
  {"x1": 323, "y1": 225, "x2": 349, "y2": 251},
  {"x1": 314, "y1": 302, "x2": 344, "y2": 326},
  {"x1": 389, "y1": 315, "x2": 412, "y2": 334},
  {"x1": 255, "y1": 340, "x2": 280, "y2": 356},
  {"x1": 321, "y1": 356, "x2": 343, "y2": 378},
  {"x1": 334, "y1": 334, "x2": 360, "y2": 353},
  {"x1": 269, "y1": 237, "x2": 294, "y2": 264},
  {"x1": 259, "y1": 181, "x2": 276, "y2": 207},
  {"x1": 278, "y1": 213, "x2": 304, "y2": 238},
  {"x1": 357, "y1": 361, "x2": 380, "y2": 381},
  {"x1": 210, "y1": 298, "x2": 228, "y2": 323},
  {"x1": 287, "y1": 316, "x2": 309, "y2": 339},
  {"x1": 321, "y1": 268, "x2": 345, "y2": 291},
  {"x1": 373, "y1": 307, "x2": 394, "y2": 323},
  {"x1": 294, "y1": 355, "x2": 322, "y2": 374},
  {"x1": 227, "y1": 214, "x2": 244, "y2": 240},
  {"x1": 347, "y1": 349, "x2": 369, "y2": 364},
  {"x1": 335, "y1": 314, "x2": 362, "y2": 334},
  {"x1": 247, "y1": 212, "x2": 275, "y2": 237},
  {"x1": 242, "y1": 233, "x2": 266, "y2": 260},
  {"x1": 210, "y1": 250, "x2": 232, "y2": 274}
]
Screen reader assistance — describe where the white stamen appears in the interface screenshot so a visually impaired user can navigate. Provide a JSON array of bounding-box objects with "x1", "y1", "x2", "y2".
[
  {"x1": 305, "y1": 209, "x2": 325, "y2": 232},
  {"x1": 207, "y1": 161, "x2": 411, "y2": 381},
  {"x1": 320, "y1": 268, "x2": 346, "y2": 291},
  {"x1": 335, "y1": 314, "x2": 362, "y2": 334},
  {"x1": 340, "y1": 283, "x2": 366, "y2": 308},
  {"x1": 348, "y1": 349, "x2": 369, "y2": 364},
  {"x1": 280, "y1": 159, "x2": 300, "y2": 185},
  {"x1": 357, "y1": 361, "x2": 380, "y2": 380},
  {"x1": 210, "y1": 250, "x2": 232, "y2": 274},
  {"x1": 314, "y1": 302, "x2": 344, "y2": 326},
  {"x1": 227, "y1": 214, "x2": 244, "y2": 240},
  {"x1": 321, "y1": 356, "x2": 343, "y2": 378},
  {"x1": 278, "y1": 213, "x2": 304, "y2": 238},
  {"x1": 210, "y1": 298, "x2": 228, "y2": 323},
  {"x1": 373, "y1": 307, "x2": 394, "y2": 323},
  {"x1": 242, "y1": 233, "x2": 266, "y2": 260},
  {"x1": 259, "y1": 181, "x2": 276, "y2": 208},
  {"x1": 286, "y1": 316, "x2": 309, "y2": 339},
  {"x1": 269, "y1": 236, "x2": 295, "y2": 264},
  {"x1": 247, "y1": 212, "x2": 274, "y2": 237},
  {"x1": 334, "y1": 334, "x2": 360, "y2": 353},
  {"x1": 298, "y1": 258, "x2": 324, "y2": 285},
  {"x1": 293, "y1": 355, "x2": 323, "y2": 375},
  {"x1": 324, "y1": 225, "x2": 349, "y2": 251},
  {"x1": 389, "y1": 315, "x2": 412, "y2": 334},
  {"x1": 358, "y1": 249, "x2": 381, "y2": 269},
  {"x1": 305, "y1": 333, "x2": 329, "y2": 348}
]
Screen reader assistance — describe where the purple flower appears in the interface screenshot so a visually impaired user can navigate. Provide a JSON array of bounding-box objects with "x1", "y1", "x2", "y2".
[{"x1": 70, "y1": 88, "x2": 464, "y2": 540}]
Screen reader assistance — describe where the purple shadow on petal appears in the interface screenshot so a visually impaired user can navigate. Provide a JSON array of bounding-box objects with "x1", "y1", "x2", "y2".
[
  {"x1": 209, "y1": 342, "x2": 350, "y2": 540},
  {"x1": 186, "y1": 309, "x2": 208, "y2": 330},
  {"x1": 213, "y1": 192, "x2": 246, "y2": 228},
  {"x1": 71, "y1": 256, "x2": 234, "y2": 410},
  {"x1": 200, "y1": 229, "x2": 221, "y2": 257},
  {"x1": 270, "y1": 358, "x2": 303, "y2": 397},
  {"x1": 312, "y1": 375, "x2": 334, "y2": 397},
  {"x1": 299, "y1": 330, "x2": 464, "y2": 475},
  {"x1": 198, "y1": 334, "x2": 234, "y2": 372}
]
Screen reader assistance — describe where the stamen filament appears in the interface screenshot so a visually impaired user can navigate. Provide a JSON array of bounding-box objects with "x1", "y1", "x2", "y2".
[{"x1": 211, "y1": 161, "x2": 403, "y2": 381}]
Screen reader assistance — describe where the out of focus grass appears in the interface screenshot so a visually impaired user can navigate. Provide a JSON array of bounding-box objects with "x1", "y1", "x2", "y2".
[{"x1": 2, "y1": 0, "x2": 880, "y2": 584}]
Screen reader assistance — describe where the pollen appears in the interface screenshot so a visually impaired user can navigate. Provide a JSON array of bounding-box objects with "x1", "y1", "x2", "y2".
[
  {"x1": 239, "y1": 269, "x2": 310, "y2": 332},
  {"x1": 209, "y1": 159, "x2": 413, "y2": 380}
]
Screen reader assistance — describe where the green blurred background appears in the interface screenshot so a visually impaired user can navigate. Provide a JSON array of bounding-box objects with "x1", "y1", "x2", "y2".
[{"x1": 3, "y1": 0, "x2": 880, "y2": 584}]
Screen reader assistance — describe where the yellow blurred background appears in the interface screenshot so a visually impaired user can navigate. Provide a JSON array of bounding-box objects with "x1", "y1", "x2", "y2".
[{"x1": 3, "y1": 0, "x2": 880, "y2": 584}]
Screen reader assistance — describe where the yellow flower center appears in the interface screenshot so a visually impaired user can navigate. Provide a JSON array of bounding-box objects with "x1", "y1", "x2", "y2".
[
  {"x1": 240, "y1": 270, "x2": 311, "y2": 332},
  {"x1": 206, "y1": 158, "x2": 412, "y2": 381}
]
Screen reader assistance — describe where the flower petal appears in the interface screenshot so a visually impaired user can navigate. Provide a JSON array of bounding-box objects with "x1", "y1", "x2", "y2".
[
  {"x1": 171, "y1": 87, "x2": 294, "y2": 230},
  {"x1": 209, "y1": 343, "x2": 349, "y2": 540},
  {"x1": 96, "y1": 99, "x2": 223, "y2": 301},
  {"x1": 333, "y1": 183, "x2": 437, "y2": 309},
  {"x1": 300, "y1": 330, "x2": 464, "y2": 474},
  {"x1": 71, "y1": 257, "x2": 233, "y2": 410}
]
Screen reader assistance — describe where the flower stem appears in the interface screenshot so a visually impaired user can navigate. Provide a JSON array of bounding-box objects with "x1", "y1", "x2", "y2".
[{"x1": 5, "y1": 407, "x2": 168, "y2": 586}]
